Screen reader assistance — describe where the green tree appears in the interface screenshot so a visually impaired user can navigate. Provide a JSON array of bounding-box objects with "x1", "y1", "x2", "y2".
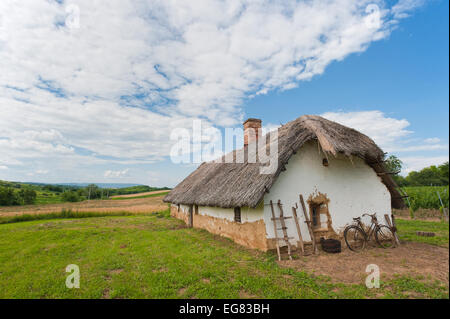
[
  {"x1": 405, "y1": 164, "x2": 447, "y2": 186},
  {"x1": 0, "y1": 187, "x2": 20, "y2": 206},
  {"x1": 438, "y1": 162, "x2": 449, "y2": 185},
  {"x1": 61, "y1": 191, "x2": 80, "y2": 202},
  {"x1": 384, "y1": 155, "x2": 406, "y2": 186},
  {"x1": 85, "y1": 184, "x2": 101, "y2": 199},
  {"x1": 19, "y1": 189, "x2": 37, "y2": 205}
]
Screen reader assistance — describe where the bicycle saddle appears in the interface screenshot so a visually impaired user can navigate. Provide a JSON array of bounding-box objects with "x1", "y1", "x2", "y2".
[{"x1": 352, "y1": 217, "x2": 361, "y2": 221}]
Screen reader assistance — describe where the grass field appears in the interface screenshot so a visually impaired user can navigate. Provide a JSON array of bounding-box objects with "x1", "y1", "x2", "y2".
[
  {"x1": 35, "y1": 191, "x2": 64, "y2": 205},
  {"x1": 396, "y1": 219, "x2": 449, "y2": 247},
  {"x1": 0, "y1": 210, "x2": 447, "y2": 299}
]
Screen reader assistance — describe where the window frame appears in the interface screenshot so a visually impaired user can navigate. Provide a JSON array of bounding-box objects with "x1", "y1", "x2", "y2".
[{"x1": 234, "y1": 207, "x2": 241, "y2": 223}]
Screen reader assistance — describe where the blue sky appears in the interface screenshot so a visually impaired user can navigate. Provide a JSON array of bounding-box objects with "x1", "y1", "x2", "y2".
[
  {"x1": 0, "y1": 0, "x2": 448, "y2": 187},
  {"x1": 246, "y1": 0, "x2": 449, "y2": 132}
]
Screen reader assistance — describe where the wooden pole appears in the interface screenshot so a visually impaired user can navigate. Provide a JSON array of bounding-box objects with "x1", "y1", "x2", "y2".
[
  {"x1": 188, "y1": 205, "x2": 193, "y2": 228},
  {"x1": 270, "y1": 200, "x2": 281, "y2": 261},
  {"x1": 292, "y1": 204, "x2": 305, "y2": 254},
  {"x1": 384, "y1": 214, "x2": 400, "y2": 246},
  {"x1": 300, "y1": 194, "x2": 317, "y2": 254}
]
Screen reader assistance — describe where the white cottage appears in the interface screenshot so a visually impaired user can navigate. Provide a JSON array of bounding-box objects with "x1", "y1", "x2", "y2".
[{"x1": 164, "y1": 115, "x2": 404, "y2": 251}]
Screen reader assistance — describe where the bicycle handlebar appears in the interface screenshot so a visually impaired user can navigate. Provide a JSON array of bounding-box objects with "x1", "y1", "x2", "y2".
[{"x1": 362, "y1": 213, "x2": 377, "y2": 218}]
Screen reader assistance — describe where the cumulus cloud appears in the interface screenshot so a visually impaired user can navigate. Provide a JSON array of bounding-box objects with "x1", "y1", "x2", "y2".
[
  {"x1": 322, "y1": 110, "x2": 413, "y2": 151},
  {"x1": 401, "y1": 156, "x2": 449, "y2": 174},
  {"x1": 0, "y1": 0, "x2": 424, "y2": 181},
  {"x1": 321, "y1": 110, "x2": 449, "y2": 173}
]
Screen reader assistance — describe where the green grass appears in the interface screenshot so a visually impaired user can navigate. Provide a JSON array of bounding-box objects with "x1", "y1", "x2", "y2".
[
  {"x1": 0, "y1": 211, "x2": 447, "y2": 299},
  {"x1": 396, "y1": 219, "x2": 449, "y2": 247},
  {"x1": 0, "y1": 209, "x2": 145, "y2": 225},
  {"x1": 111, "y1": 191, "x2": 170, "y2": 200},
  {"x1": 35, "y1": 191, "x2": 64, "y2": 205}
]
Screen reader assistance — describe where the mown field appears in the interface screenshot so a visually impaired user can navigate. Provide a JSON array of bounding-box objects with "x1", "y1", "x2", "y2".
[
  {"x1": 0, "y1": 209, "x2": 448, "y2": 299},
  {"x1": 0, "y1": 195, "x2": 168, "y2": 218}
]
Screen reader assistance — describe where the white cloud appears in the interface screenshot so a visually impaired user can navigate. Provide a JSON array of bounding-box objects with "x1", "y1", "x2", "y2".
[
  {"x1": 401, "y1": 156, "x2": 449, "y2": 175},
  {"x1": 321, "y1": 110, "x2": 412, "y2": 151},
  {"x1": 0, "y1": 165, "x2": 8, "y2": 170},
  {"x1": 0, "y1": 1, "x2": 424, "y2": 181},
  {"x1": 424, "y1": 137, "x2": 440, "y2": 144},
  {"x1": 104, "y1": 168, "x2": 130, "y2": 178},
  {"x1": 392, "y1": 0, "x2": 425, "y2": 19},
  {"x1": 321, "y1": 110, "x2": 449, "y2": 173}
]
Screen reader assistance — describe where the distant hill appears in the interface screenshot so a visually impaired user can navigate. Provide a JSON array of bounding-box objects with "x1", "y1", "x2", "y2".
[{"x1": 23, "y1": 182, "x2": 145, "y2": 189}]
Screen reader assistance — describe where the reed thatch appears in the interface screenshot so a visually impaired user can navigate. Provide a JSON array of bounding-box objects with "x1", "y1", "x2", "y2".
[{"x1": 164, "y1": 115, "x2": 405, "y2": 209}]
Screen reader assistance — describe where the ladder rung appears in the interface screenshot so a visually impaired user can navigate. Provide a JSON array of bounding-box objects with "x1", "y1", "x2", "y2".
[
  {"x1": 271, "y1": 216, "x2": 292, "y2": 220},
  {"x1": 277, "y1": 237, "x2": 294, "y2": 240},
  {"x1": 277, "y1": 227, "x2": 288, "y2": 230}
]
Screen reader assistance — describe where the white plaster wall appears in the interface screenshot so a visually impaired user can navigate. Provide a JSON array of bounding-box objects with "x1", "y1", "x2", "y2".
[
  {"x1": 264, "y1": 140, "x2": 391, "y2": 244},
  {"x1": 197, "y1": 203, "x2": 264, "y2": 223},
  {"x1": 179, "y1": 203, "x2": 264, "y2": 223}
]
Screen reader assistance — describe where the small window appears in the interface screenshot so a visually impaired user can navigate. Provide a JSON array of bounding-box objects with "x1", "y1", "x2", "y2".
[
  {"x1": 194, "y1": 205, "x2": 199, "y2": 215},
  {"x1": 177, "y1": 204, "x2": 180, "y2": 212},
  {"x1": 234, "y1": 207, "x2": 241, "y2": 223},
  {"x1": 311, "y1": 206, "x2": 319, "y2": 227}
]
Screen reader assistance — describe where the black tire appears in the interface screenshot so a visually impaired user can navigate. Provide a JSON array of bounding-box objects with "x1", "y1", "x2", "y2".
[
  {"x1": 375, "y1": 225, "x2": 396, "y2": 248},
  {"x1": 344, "y1": 225, "x2": 367, "y2": 252}
]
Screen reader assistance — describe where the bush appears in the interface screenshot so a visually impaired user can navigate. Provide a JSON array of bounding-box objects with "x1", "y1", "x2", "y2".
[
  {"x1": 0, "y1": 187, "x2": 20, "y2": 206},
  {"x1": 19, "y1": 189, "x2": 37, "y2": 205},
  {"x1": 61, "y1": 191, "x2": 80, "y2": 202}
]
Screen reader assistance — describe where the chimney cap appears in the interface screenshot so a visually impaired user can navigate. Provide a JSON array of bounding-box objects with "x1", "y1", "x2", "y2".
[{"x1": 243, "y1": 118, "x2": 262, "y2": 125}]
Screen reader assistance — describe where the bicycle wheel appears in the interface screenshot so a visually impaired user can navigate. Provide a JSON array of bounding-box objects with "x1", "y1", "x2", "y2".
[
  {"x1": 375, "y1": 225, "x2": 396, "y2": 248},
  {"x1": 344, "y1": 225, "x2": 367, "y2": 252}
]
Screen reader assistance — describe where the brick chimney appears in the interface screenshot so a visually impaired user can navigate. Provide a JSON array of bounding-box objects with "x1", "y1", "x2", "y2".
[{"x1": 243, "y1": 118, "x2": 262, "y2": 147}]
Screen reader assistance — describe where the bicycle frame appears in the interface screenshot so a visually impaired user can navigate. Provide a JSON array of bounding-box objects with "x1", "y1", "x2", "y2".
[{"x1": 354, "y1": 215, "x2": 379, "y2": 241}]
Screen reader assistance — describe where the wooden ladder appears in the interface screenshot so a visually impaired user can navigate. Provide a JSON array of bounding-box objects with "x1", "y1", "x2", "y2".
[
  {"x1": 270, "y1": 200, "x2": 293, "y2": 261},
  {"x1": 299, "y1": 194, "x2": 318, "y2": 254}
]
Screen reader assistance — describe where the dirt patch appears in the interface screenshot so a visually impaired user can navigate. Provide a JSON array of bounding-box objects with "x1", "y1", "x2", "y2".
[
  {"x1": 109, "y1": 269, "x2": 123, "y2": 275},
  {"x1": 239, "y1": 290, "x2": 258, "y2": 298},
  {"x1": 152, "y1": 267, "x2": 168, "y2": 273},
  {"x1": 178, "y1": 287, "x2": 187, "y2": 296},
  {"x1": 278, "y1": 242, "x2": 449, "y2": 285},
  {"x1": 201, "y1": 278, "x2": 211, "y2": 284},
  {"x1": 102, "y1": 288, "x2": 110, "y2": 299}
]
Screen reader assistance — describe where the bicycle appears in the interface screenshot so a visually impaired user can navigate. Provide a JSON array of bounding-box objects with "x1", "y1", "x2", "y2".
[{"x1": 344, "y1": 213, "x2": 397, "y2": 252}]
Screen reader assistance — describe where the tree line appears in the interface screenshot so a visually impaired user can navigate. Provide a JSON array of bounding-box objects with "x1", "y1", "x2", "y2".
[
  {"x1": 0, "y1": 181, "x2": 170, "y2": 206},
  {"x1": 384, "y1": 156, "x2": 449, "y2": 187}
]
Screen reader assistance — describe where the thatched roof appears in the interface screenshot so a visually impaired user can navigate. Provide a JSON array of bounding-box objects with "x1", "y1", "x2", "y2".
[{"x1": 164, "y1": 115, "x2": 405, "y2": 209}]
